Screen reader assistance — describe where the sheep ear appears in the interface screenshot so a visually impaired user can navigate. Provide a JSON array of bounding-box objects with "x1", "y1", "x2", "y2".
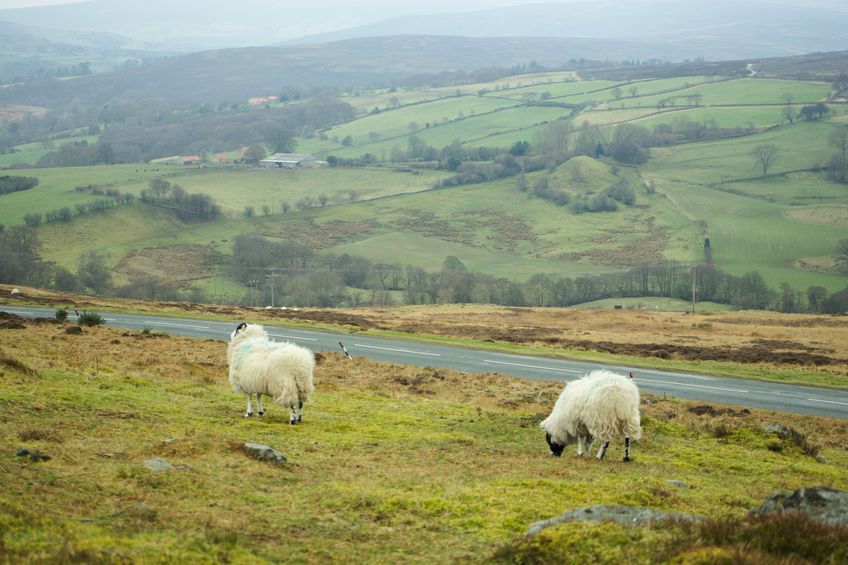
[{"x1": 235, "y1": 322, "x2": 247, "y2": 333}]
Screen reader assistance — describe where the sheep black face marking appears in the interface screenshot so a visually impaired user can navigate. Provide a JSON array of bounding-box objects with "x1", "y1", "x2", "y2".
[
  {"x1": 545, "y1": 433, "x2": 565, "y2": 457},
  {"x1": 231, "y1": 322, "x2": 248, "y2": 340}
]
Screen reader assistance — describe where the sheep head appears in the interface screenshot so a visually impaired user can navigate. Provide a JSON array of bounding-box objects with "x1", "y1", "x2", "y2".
[
  {"x1": 545, "y1": 432, "x2": 565, "y2": 457},
  {"x1": 230, "y1": 322, "x2": 267, "y2": 341}
]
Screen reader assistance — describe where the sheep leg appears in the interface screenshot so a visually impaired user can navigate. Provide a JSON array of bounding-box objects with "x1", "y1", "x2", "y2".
[
  {"x1": 256, "y1": 393, "x2": 264, "y2": 416},
  {"x1": 596, "y1": 441, "x2": 610, "y2": 460},
  {"x1": 577, "y1": 435, "x2": 585, "y2": 456},
  {"x1": 244, "y1": 393, "x2": 253, "y2": 418},
  {"x1": 297, "y1": 401, "x2": 303, "y2": 423},
  {"x1": 623, "y1": 436, "x2": 631, "y2": 462},
  {"x1": 290, "y1": 404, "x2": 297, "y2": 425},
  {"x1": 584, "y1": 437, "x2": 594, "y2": 457}
]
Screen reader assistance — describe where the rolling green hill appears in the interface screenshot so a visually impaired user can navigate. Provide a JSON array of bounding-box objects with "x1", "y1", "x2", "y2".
[{"x1": 4, "y1": 65, "x2": 848, "y2": 304}]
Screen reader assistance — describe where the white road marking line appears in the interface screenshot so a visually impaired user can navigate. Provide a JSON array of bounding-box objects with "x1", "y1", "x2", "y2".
[
  {"x1": 354, "y1": 344, "x2": 440, "y2": 357},
  {"x1": 142, "y1": 321, "x2": 208, "y2": 329},
  {"x1": 268, "y1": 333, "x2": 317, "y2": 342},
  {"x1": 637, "y1": 377, "x2": 748, "y2": 393},
  {"x1": 807, "y1": 398, "x2": 848, "y2": 407},
  {"x1": 484, "y1": 360, "x2": 583, "y2": 374}
]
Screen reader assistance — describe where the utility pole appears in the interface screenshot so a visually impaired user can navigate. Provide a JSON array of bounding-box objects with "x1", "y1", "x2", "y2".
[
  {"x1": 691, "y1": 264, "x2": 697, "y2": 313},
  {"x1": 249, "y1": 279, "x2": 259, "y2": 307},
  {"x1": 266, "y1": 271, "x2": 281, "y2": 308}
]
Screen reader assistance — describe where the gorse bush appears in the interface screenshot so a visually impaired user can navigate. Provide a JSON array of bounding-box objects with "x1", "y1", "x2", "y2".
[
  {"x1": 54, "y1": 309, "x2": 68, "y2": 321},
  {"x1": 77, "y1": 311, "x2": 105, "y2": 327}
]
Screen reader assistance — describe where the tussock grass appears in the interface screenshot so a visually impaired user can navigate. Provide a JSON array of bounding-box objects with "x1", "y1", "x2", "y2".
[{"x1": 1, "y1": 324, "x2": 847, "y2": 563}]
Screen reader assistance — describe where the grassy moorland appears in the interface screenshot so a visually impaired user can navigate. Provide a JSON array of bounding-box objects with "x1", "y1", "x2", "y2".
[{"x1": 1, "y1": 320, "x2": 847, "y2": 563}]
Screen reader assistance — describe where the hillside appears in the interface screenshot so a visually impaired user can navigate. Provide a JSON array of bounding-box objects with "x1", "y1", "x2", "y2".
[
  {"x1": 289, "y1": 0, "x2": 848, "y2": 60},
  {"x1": 2, "y1": 65, "x2": 847, "y2": 308},
  {"x1": 0, "y1": 20, "x2": 165, "y2": 82},
  {"x1": 1, "y1": 319, "x2": 847, "y2": 562}
]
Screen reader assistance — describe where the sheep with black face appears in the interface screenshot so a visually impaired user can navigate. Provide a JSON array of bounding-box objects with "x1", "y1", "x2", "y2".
[
  {"x1": 540, "y1": 369, "x2": 642, "y2": 461},
  {"x1": 228, "y1": 322, "x2": 315, "y2": 424}
]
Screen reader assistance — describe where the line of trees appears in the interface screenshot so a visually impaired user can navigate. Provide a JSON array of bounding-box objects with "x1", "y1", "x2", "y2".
[
  {"x1": 225, "y1": 233, "x2": 848, "y2": 313},
  {"x1": 0, "y1": 175, "x2": 38, "y2": 195}
]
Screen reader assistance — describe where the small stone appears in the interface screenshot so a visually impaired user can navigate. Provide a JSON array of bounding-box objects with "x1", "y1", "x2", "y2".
[
  {"x1": 243, "y1": 442, "x2": 287, "y2": 466},
  {"x1": 16, "y1": 448, "x2": 29, "y2": 457},
  {"x1": 143, "y1": 458, "x2": 174, "y2": 472},
  {"x1": 666, "y1": 480, "x2": 689, "y2": 489},
  {"x1": 763, "y1": 422, "x2": 792, "y2": 439},
  {"x1": 65, "y1": 326, "x2": 83, "y2": 335}
]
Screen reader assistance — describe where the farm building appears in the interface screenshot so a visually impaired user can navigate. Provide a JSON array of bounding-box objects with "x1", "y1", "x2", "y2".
[{"x1": 260, "y1": 153, "x2": 324, "y2": 169}]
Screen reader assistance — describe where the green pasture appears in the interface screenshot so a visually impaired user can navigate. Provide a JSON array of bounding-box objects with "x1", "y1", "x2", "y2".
[
  {"x1": 430, "y1": 71, "x2": 580, "y2": 96},
  {"x1": 632, "y1": 106, "x2": 787, "y2": 130},
  {"x1": 130, "y1": 166, "x2": 450, "y2": 214},
  {"x1": 616, "y1": 78, "x2": 832, "y2": 109},
  {"x1": 575, "y1": 107, "x2": 662, "y2": 127},
  {"x1": 491, "y1": 79, "x2": 618, "y2": 100},
  {"x1": 645, "y1": 121, "x2": 834, "y2": 185},
  {"x1": 322, "y1": 96, "x2": 519, "y2": 146},
  {"x1": 324, "y1": 232, "x2": 611, "y2": 280},
  {"x1": 0, "y1": 135, "x2": 99, "y2": 168},
  {"x1": 0, "y1": 164, "x2": 165, "y2": 226},
  {"x1": 322, "y1": 105, "x2": 573, "y2": 158},
  {"x1": 342, "y1": 89, "x2": 447, "y2": 114}
]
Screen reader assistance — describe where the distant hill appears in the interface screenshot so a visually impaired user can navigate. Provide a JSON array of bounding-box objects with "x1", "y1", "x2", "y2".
[
  {"x1": 0, "y1": 35, "x2": 721, "y2": 108},
  {"x1": 0, "y1": 19, "x2": 166, "y2": 82},
  {"x1": 288, "y1": 0, "x2": 848, "y2": 60},
  {"x1": 2, "y1": 34, "x2": 846, "y2": 110}
]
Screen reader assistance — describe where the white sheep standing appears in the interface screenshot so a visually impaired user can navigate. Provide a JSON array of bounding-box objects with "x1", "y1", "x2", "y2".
[
  {"x1": 540, "y1": 369, "x2": 642, "y2": 461},
  {"x1": 228, "y1": 322, "x2": 315, "y2": 424}
]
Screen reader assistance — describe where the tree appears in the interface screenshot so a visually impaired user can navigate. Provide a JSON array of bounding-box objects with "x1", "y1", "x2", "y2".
[
  {"x1": 782, "y1": 106, "x2": 795, "y2": 125},
  {"x1": 751, "y1": 144, "x2": 778, "y2": 176},
  {"x1": 828, "y1": 126, "x2": 848, "y2": 182},
  {"x1": 836, "y1": 238, "x2": 848, "y2": 273},
  {"x1": 611, "y1": 86, "x2": 622, "y2": 99},
  {"x1": 241, "y1": 145, "x2": 265, "y2": 164},
  {"x1": 148, "y1": 178, "x2": 171, "y2": 201},
  {"x1": 806, "y1": 286, "x2": 828, "y2": 313},
  {"x1": 266, "y1": 128, "x2": 297, "y2": 153},
  {"x1": 77, "y1": 250, "x2": 112, "y2": 294}
]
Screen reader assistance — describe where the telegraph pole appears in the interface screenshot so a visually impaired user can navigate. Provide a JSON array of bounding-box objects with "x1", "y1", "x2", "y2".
[
  {"x1": 691, "y1": 264, "x2": 698, "y2": 313},
  {"x1": 266, "y1": 270, "x2": 281, "y2": 308},
  {"x1": 249, "y1": 280, "x2": 259, "y2": 307}
]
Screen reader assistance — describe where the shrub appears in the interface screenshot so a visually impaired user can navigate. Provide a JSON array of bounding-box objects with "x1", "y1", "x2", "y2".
[
  {"x1": 54, "y1": 309, "x2": 68, "y2": 321},
  {"x1": 77, "y1": 311, "x2": 105, "y2": 327}
]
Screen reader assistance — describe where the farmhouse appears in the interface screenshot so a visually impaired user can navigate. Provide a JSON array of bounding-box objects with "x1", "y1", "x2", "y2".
[{"x1": 260, "y1": 153, "x2": 324, "y2": 169}]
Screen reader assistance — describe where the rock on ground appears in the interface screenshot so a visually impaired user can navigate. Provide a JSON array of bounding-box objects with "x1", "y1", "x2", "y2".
[
  {"x1": 243, "y1": 442, "x2": 287, "y2": 466},
  {"x1": 526, "y1": 505, "x2": 703, "y2": 537},
  {"x1": 750, "y1": 486, "x2": 848, "y2": 526}
]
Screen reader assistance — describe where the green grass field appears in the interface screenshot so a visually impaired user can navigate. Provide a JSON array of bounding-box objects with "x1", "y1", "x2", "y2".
[
  {"x1": 5, "y1": 70, "x2": 848, "y2": 299},
  {"x1": 1, "y1": 325, "x2": 846, "y2": 563},
  {"x1": 0, "y1": 135, "x2": 98, "y2": 168},
  {"x1": 615, "y1": 78, "x2": 832, "y2": 109}
]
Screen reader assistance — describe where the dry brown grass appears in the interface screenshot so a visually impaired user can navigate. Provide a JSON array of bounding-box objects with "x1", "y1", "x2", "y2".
[{"x1": 3, "y1": 285, "x2": 848, "y2": 379}]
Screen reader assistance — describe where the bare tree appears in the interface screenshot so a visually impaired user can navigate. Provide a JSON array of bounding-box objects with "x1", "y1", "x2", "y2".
[
  {"x1": 751, "y1": 144, "x2": 779, "y2": 176},
  {"x1": 836, "y1": 238, "x2": 848, "y2": 273},
  {"x1": 828, "y1": 126, "x2": 848, "y2": 182}
]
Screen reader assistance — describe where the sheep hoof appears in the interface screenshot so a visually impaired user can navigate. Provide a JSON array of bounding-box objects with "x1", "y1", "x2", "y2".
[
  {"x1": 258, "y1": 411, "x2": 264, "y2": 417},
  {"x1": 297, "y1": 416, "x2": 302, "y2": 423},
  {"x1": 244, "y1": 412, "x2": 252, "y2": 418},
  {"x1": 623, "y1": 456, "x2": 631, "y2": 462}
]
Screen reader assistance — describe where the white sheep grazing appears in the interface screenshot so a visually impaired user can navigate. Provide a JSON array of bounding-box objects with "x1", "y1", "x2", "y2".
[
  {"x1": 540, "y1": 369, "x2": 642, "y2": 462},
  {"x1": 228, "y1": 322, "x2": 315, "y2": 424}
]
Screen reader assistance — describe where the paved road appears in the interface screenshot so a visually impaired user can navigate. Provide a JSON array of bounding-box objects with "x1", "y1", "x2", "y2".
[{"x1": 4, "y1": 306, "x2": 847, "y2": 419}]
